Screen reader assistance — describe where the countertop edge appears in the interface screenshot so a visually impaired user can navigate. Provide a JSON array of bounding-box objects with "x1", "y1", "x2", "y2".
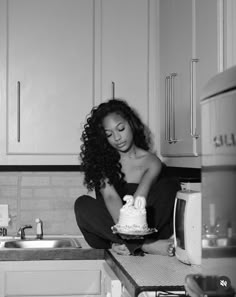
[
  {"x1": 104, "y1": 250, "x2": 185, "y2": 297},
  {"x1": 0, "y1": 248, "x2": 105, "y2": 261}
]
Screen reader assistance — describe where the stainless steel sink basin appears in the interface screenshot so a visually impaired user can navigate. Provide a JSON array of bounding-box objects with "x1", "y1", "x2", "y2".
[{"x1": 2, "y1": 237, "x2": 81, "y2": 249}]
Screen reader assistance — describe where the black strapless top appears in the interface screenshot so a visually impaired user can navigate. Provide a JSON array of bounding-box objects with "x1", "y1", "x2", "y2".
[
  {"x1": 123, "y1": 183, "x2": 138, "y2": 196},
  {"x1": 95, "y1": 182, "x2": 138, "y2": 203}
]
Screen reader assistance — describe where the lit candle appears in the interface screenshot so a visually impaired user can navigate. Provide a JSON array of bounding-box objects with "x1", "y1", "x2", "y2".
[{"x1": 209, "y1": 203, "x2": 215, "y2": 227}]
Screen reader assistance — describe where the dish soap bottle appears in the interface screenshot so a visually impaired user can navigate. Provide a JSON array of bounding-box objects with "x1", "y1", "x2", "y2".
[{"x1": 35, "y1": 218, "x2": 43, "y2": 239}]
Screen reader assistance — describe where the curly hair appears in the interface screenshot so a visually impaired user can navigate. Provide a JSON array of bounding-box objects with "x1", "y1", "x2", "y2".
[{"x1": 80, "y1": 99, "x2": 151, "y2": 191}]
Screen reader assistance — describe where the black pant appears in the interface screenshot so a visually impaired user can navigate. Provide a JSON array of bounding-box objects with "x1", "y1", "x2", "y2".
[{"x1": 74, "y1": 177, "x2": 180, "y2": 255}]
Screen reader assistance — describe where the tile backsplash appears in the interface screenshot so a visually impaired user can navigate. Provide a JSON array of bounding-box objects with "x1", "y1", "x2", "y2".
[
  {"x1": 0, "y1": 171, "x2": 203, "y2": 238},
  {"x1": 0, "y1": 172, "x2": 92, "y2": 236}
]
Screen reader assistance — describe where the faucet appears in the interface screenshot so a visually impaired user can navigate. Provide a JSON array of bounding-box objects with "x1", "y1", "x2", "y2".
[
  {"x1": 17, "y1": 225, "x2": 32, "y2": 240},
  {"x1": 35, "y1": 218, "x2": 43, "y2": 239}
]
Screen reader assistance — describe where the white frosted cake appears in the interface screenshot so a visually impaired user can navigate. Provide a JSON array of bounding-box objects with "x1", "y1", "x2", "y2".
[{"x1": 115, "y1": 195, "x2": 148, "y2": 233}]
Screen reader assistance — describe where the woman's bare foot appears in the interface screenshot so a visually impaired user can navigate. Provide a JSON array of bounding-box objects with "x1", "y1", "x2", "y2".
[
  {"x1": 141, "y1": 238, "x2": 174, "y2": 255},
  {"x1": 111, "y1": 243, "x2": 131, "y2": 255}
]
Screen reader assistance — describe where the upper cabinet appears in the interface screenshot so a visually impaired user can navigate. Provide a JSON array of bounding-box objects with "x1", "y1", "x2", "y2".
[
  {"x1": 8, "y1": 0, "x2": 94, "y2": 154},
  {"x1": 159, "y1": 0, "x2": 219, "y2": 162},
  {"x1": 194, "y1": 0, "x2": 219, "y2": 154},
  {"x1": 2, "y1": 0, "x2": 231, "y2": 166},
  {"x1": 96, "y1": 0, "x2": 151, "y2": 124},
  {"x1": 0, "y1": 0, "x2": 95, "y2": 165},
  {"x1": 0, "y1": 0, "x2": 157, "y2": 165},
  {"x1": 224, "y1": 0, "x2": 236, "y2": 69}
]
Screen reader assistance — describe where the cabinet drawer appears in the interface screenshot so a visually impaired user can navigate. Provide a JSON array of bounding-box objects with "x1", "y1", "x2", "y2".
[{"x1": 5, "y1": 270, "x2": 101, "y2": 296}]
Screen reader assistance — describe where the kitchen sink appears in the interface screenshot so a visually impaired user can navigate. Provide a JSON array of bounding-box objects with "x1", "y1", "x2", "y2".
[{"x1": 1, "y1": 237, "x2": 81, "y2": 249}]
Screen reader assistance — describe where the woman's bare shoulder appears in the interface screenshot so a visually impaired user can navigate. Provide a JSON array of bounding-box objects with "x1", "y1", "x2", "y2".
[
  {"x1": 146, "y1": 152, "x2": 162, "y2": 169},
  {"x1": 139, "y1": 149, "x2": 161, "y2": 162},
  {"x1": 138, "y1": 149, "x2": 162, "y2": 171}
]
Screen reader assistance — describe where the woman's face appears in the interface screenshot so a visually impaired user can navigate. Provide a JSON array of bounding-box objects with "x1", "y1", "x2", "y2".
[{"x1": 102, "y1": 112, "x2": 134, "y2": 152}]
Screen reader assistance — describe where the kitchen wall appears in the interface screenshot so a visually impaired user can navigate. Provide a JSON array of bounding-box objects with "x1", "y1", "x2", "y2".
[
  {"x1": 0, "y1": 171, "x2": 92, "y2": 237},
  {"x1": 0, "y1": 169, "x2": 201, "y2": 237}
]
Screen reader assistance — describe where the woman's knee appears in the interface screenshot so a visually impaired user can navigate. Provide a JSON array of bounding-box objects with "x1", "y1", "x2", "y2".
[
  {"x1": 74, "y1": 195, "x2": 95, "y2": 224},
  {"x1": 74, "y1": 195, "x2": 94, "y2": 210}
]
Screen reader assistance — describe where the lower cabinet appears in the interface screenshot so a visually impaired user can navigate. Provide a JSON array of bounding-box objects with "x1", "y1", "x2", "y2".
[{"x1": 0, "y1": 260, "x2": 121, "y2": 297}]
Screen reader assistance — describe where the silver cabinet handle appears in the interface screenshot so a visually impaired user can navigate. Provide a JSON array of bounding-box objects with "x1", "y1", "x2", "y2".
[
  {"x1": 170, "y1": 73, "x2": 178, "y2": 143},
  {"x1": 165, "y1": 73, "x2": 181, "y2": 144},
  {"x1": 169, "y1": 73, "x2": 181, "y2": 144},
  {"x1": 112, "y1": 81, "x2": 115, "y2": 99},
  {"x1": 17, "y1": 81, "x2": 21, "y2": 142},
  {"x1": 190, "y1": 58, "x2": 200, "y2": 139},
  {"x1": 165, "y1": 76, "x2": 170, "y2": 141}
]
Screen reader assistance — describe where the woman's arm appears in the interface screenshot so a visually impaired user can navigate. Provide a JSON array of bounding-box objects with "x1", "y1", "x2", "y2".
[
  {"x1": 134, "y1": 154, "x2": 162, "y2": 199},
  {"x1": 100, "y1": 154, "x2": 162, "y2": 222},
  {"x1": 100, "y1": 181, "x2": 123, "y2": 224}
]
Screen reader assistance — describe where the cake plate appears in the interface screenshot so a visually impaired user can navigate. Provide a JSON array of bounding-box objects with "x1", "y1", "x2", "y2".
[{"x1": 111, "y1": 226, "x2": 158, "y2": 239}]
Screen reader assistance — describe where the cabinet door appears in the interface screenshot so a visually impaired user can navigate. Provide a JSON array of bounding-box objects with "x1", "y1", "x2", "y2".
[
  {"x1": 195, "y1": 0, "x2": 218, "y2": 153},
  {"x1": 102, "y1": 262, "x2": 122, "y2": 297},
  {"x1": 7, "y1": 0, "x2": 94, "y2": 156},
  {"x1": 160, "y1": 0, "x2": 197, "y2": 157},
  {"x1": 98, "y1": 0, "x2": 150, "y2": 124},
  {"x1": 0, "y1": 260, "x2": 105, "y2": 297}
]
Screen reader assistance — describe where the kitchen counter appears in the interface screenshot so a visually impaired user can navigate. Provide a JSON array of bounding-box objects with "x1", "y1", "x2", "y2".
[
  {"x1": 0, "y1": 247, "x2": 105, "y2": 261},
  {"x1": 105, "y1": 250, "x2": 236, "y2": 296},
  {"x1": 1, "y1": 236, "x2": 236, "y2": 297},
  {"x1": 105, "y1": 250, "x2": 199, "y2": 296}
]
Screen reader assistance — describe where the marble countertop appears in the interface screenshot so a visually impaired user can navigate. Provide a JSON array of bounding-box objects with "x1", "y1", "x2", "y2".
[{"x1": 106, "y1": 250, "x2": 236, "y2": 296}]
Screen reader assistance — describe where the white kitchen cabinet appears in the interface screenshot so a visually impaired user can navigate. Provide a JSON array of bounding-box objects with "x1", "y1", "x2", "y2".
[
  {"x1": 0, "y1": 0, "x2": 158, "y2": 165},
  {"x1": 159, "y1": 0, "x2": 219, "y2": 161},
  {"x1": 96, "y1": 0, "x2": 152, "y2": 125},
  {"x1": 194, "y1": 0, "x2": 219, "y2": 154},
  {"x1": 224, "y1": 0, "x2": 236, "y2": 69},
  {"x1": 0, "y1": 260, "x2": 121, "y2": 297},
  {"x1": 1, "y1": 0, "x2": 94, "y2": 164}
]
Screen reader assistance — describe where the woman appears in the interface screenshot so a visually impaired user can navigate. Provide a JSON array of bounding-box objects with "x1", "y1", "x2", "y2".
[{"x1": 74, "y1": 99, "x2": 180, "y2": 255}]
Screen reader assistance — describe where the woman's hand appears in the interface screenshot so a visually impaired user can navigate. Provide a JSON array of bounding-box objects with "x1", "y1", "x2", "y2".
[
  {"x1": 123, "y1": 195, "x2": 134, "y2": 206},
  {"x1": 134, "y1": 196, "x2": 146, "y2": 209},
  {"x1": 111, "y1": 243, "x2": 131, "y2": 255}
]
